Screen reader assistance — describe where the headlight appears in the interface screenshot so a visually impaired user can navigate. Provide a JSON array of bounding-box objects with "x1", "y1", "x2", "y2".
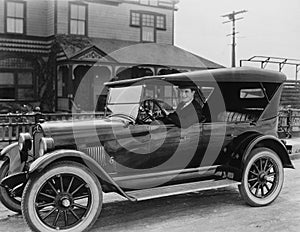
[
  {"x1": 38, "y1": 137, "x2": 54, "y2": 157},
  {"x1": 18, "y1": 133, "x2": 32, "y2": 151}
]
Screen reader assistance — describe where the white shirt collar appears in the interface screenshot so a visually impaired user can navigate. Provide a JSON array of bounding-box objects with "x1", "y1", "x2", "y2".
[{"x1": 182, "y1": 99, "x2": 193, "y2": 109}]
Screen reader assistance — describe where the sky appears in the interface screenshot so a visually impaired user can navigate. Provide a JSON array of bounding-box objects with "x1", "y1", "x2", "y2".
[{"x1": 174, "y1": 0, "x2": 300, "y2": 79}]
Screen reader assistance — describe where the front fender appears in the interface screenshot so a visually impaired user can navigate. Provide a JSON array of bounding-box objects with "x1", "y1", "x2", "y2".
[
  {"x1": 242, "y1": 135, "x2": 294, "y2": 169},
  {"x1": 0, "y1": 143, "x2": 18, "y2": 159},
  {"x1": 0, "y1": 143, "x2": 25, "y2": 174},
  {"x1": 29, "y1": 149, "x2": 136, "y2": 201}
]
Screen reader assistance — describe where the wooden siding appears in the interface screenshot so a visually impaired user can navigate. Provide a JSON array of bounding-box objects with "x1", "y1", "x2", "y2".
[
  {"x1": 0, "y1": 0, "x2": 4, "y2": 33},
  {"x1": 156, "y1": 10, "x2": 173, "y2": 44},
  {"x1": 0, "y1": 0, "x2": 53, "y2": 36},
  {"x1": 56, "y1": 0, "x2": 68, "y2": 34},
  {"x1": 55, "y1": 0, "x2": 174, "y2": 44},
  {"x1": 1, "y1": 0, "x2": 175, "y2": 40},
  {"x1": 46, "y1": 0, "x2": 55, "y2": 36},
  {"x1": 26, "y1": 0, "x2": 48, "y2": 36},
  {"x1": 88, "y1": 2, "x2": 173, "y2": 43}
]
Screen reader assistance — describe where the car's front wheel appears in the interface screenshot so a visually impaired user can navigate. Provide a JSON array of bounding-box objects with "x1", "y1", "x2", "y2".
[
  {"x1": 239, "y1": 148, "x2": 284, "y2": 207},
  {"x1": 0, "y1": 160, "x2": 22, "y2": 213},
  {"x1": 22, "y1": 161, "x2": 103, "y2": 232}
]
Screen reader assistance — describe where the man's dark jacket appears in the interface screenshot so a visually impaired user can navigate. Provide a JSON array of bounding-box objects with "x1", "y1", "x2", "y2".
[{"x1": 165, "y1": 99, "x2": 203, "y2": 128}]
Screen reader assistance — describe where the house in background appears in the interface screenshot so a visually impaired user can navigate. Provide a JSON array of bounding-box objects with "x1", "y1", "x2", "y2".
[{"x1": 0, "y1": 0, "x2": 223, "y2": 113}]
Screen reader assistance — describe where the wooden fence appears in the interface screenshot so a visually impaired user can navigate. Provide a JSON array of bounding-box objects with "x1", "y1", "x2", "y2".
[
  {"x1": 0, "y1": 112, "x2": 104, "y2": 149},
  {"x1": 280, "y1": 80, "x2": 300, "y2": 108},
  {"x1": 278, "y1": 108, "x2": 300, "y2": 138}
]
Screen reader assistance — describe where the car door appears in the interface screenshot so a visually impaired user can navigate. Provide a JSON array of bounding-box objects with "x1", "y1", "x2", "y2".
[
  {"x1": 201, "y1": 122, "x2": 234, "y2": 167},
  {"x1": 148, "y1": 123, "x2": 203, "y2": 171},
  {"x1": 106, "y1": 124, "x2": 152, "y2": 172}
]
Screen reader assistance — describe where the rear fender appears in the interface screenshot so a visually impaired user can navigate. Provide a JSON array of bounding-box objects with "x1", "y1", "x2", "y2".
[
  {"x1": 29, "y1": 149, "x2": 136, "y2": 201},
  {"x1": 242, "y1": 135, "x2": 294, "y2": 169},
  {"x1": 230, "y1": 131, "x2": 262, "y2": 155}
]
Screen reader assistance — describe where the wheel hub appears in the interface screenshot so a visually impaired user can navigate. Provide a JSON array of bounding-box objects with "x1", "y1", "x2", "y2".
[
  {"x1": 55, "y1": 194, "x2": 73, "y2": 210},
  {"x1": 61, "y1": 197, "x2": 71, "y2": 208},
  {"x1": 258, "y1": 172, "x2": 267, "y2": 184}
]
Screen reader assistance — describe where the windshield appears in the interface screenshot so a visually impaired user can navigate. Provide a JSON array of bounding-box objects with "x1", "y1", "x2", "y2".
[
  {"x1": 106, "y1": 85, "x2": 143, "y2": 118},
  {"x1": 106, "y1": 83, "x2": 209, "y2": 120}
]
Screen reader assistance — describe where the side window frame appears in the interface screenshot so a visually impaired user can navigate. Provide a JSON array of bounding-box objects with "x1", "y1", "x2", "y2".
[
  {"x1": 69, "y1": 2, "x2": 88, "y2": 36},
  {"x1": 5, "y1": 0, "x2": 26, "y2": 34},
  {"x1": 0, "y1": 69, "x2": 36, "y2": 101},
  {"x1": 130, "y1": 10, "x2": 167, "y2": 43}
]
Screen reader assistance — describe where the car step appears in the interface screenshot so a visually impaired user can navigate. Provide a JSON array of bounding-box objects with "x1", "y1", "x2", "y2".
[{"x1": 125, "y1": 179, "x2": 239, "y2": 201}]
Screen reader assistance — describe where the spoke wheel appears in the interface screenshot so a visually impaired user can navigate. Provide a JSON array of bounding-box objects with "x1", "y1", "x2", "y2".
[
  {"x1": 0, "y1": 160, "x2": 22, "y2": 213},
  {"x1": 239, "y1": 148, "x2": 284, "y2": 207},
  {"x1": 22, "y1": 161, "x2": 102, "y2": 232}
]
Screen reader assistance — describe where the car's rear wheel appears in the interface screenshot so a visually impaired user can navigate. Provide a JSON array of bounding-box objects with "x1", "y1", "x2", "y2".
[
  {"x1": 239, "y1": 147, "x2": 284, "y2": 207},
  {"x1": 22, "y1": 161, "x2": 102, "y2": 232},
  {"x1": 0, "y1": 160, "x2": 22, "y2": 213}
]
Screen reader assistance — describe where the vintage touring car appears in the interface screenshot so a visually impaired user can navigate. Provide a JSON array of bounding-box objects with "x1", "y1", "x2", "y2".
[{"x1": 0, "y1": 67, "x2": 294, "y2": 232}]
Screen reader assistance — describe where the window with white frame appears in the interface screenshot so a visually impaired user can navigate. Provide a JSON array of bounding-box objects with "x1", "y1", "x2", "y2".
[
  {"x1": 6, "y1": 1, "x2": 25, "y2": 34},
  {"x1": 69, "y1": 3, "x2": 87, "y2": 35}
]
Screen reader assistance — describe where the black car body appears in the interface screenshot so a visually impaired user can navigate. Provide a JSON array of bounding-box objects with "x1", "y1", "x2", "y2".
[{"x1": 0, "y1": 67, "x2": 294, "y2": 232}]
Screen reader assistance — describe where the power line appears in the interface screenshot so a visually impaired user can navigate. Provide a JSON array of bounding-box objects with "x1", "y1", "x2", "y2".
[{"x1": 222, "y1": 10, "x2": 247, "y2": 67}]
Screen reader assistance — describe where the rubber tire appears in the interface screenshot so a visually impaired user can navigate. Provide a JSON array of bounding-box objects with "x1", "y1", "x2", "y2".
[
  {"x1": 0, "y1": 160, "x2": 22, "y2": 213},
  {"x1": 239, "y1": 147, "x2": 284, "y2": 207},
  {"x1": 21, "y1": 161, "x2": 103, "y2": 232}
]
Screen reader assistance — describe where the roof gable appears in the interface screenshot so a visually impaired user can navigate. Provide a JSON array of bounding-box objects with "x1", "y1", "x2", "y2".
[{"x1": 70, "y1": 46, "x2": 117, "y2": 62}]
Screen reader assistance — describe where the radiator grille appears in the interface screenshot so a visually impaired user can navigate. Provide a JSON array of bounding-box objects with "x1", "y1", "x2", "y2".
[{"x1": 85, "y1": 146, "x2": 107, "y2": 167}]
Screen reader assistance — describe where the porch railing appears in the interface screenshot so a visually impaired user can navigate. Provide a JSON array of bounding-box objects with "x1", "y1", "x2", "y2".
[
  {"x1": 278, "y1": 108, "x2": 300, "y2": 138},
  {"x1": 280, "y1": 80, "x2": 300, "y2": 109},
  {"x1": 0, "y1": 112, "x2": 104, "y2": 150}
]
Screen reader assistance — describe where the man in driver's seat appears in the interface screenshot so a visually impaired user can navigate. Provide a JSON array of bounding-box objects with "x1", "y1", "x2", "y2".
[{"x1": 163, "y1": 86, "x2": 204, "y2": 128}]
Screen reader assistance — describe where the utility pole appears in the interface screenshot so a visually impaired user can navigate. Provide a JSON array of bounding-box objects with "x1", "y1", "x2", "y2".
[{"x1": 222, "y1": 10, "x2": 247, "y2": 67}]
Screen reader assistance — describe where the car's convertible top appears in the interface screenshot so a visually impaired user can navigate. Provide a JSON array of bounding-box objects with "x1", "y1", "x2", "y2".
[{"x1": 105, "y1": 67, "x2": 286, "y2": 88}]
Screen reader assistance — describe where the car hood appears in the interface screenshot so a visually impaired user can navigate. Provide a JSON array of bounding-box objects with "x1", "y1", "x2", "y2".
[{"x1": 39, "y1": 117, "x2": 127, "y2": 145}]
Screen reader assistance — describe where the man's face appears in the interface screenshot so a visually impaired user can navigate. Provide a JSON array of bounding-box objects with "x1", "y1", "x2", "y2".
[{"x1": 179, "y1": 88, "x2": 195, "y2": 103}]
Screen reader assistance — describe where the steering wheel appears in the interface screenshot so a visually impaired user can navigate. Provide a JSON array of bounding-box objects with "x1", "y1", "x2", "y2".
[
  {"x1": 139, "y1": 99, "x2": 167, "y2": 122},
  {"x1": 107, "y1": 113, "x2": 135, "y2": 124}
]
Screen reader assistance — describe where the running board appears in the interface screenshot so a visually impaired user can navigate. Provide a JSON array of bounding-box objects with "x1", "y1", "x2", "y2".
[{"x1": 125, "y1": 179, "x2": 239, "y2": 201}]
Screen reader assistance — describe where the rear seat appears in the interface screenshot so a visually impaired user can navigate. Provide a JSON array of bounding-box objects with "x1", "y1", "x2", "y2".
[{"x1": 217, "y1": 111, "x2": 253, "y2": 122}]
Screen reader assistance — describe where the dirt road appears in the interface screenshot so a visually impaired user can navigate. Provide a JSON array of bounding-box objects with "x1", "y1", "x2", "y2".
[{"x1": 0, "y1": 159, "x2": 299, "y2": 232}]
